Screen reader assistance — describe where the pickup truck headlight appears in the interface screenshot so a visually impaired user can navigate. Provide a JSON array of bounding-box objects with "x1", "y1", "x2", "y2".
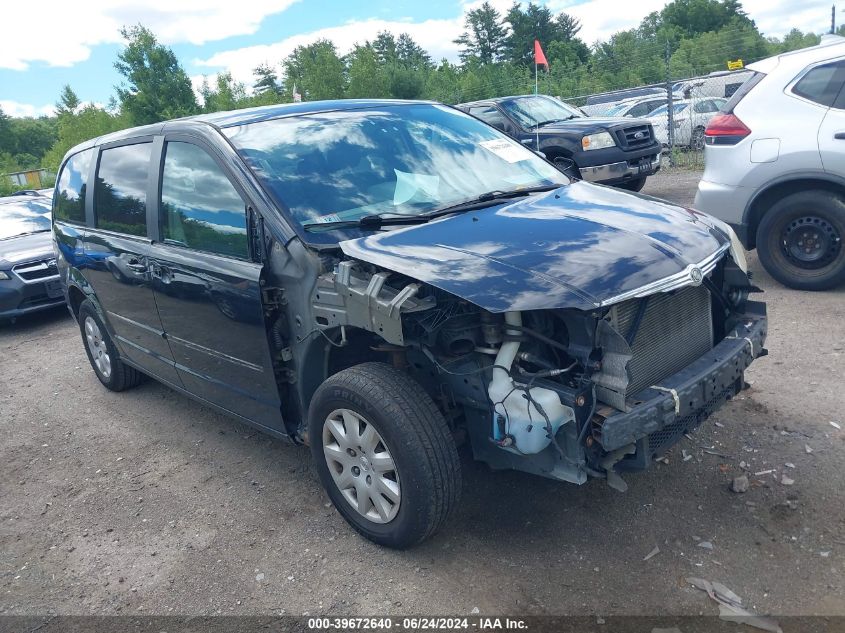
[
  {"x1": 726, "y1": 226, "x2": 748, "y2": 273},
  {"x1": 581, "y1": 132, "x2": 616, "y2": 151},
  {"x1": 0, "y1": 271, "x2": 10, "y2": 280}
]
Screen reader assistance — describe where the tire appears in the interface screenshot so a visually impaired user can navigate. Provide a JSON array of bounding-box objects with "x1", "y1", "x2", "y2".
[
  {"x1": 618, "y1": 176, "x2": 647, "y2": 192},
  {"x1": 691, "y1": 126, "x2": 706, "y2": 151},
  {"x1": 756, "y1": 190, "x2": 845, "y2": 290},
  {"x1": 78, "y1": 300, "x2": 144, "y2": 391},
  {"x1": 308, "y1": 362, "x2": 461, "y2": 548}
]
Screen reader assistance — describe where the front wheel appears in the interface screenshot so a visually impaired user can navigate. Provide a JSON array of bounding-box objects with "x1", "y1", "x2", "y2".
[
  {"x1": 756, "y1": 190, "x2": 845, "y2": 290},
  {"x1": 308, "y1": 362, "x2": 461, "y2": 548}
]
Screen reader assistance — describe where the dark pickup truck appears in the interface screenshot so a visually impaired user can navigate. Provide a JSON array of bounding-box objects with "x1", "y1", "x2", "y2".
[{"x1": 457, "y1": 94, "x2": 661, "y2": 192}]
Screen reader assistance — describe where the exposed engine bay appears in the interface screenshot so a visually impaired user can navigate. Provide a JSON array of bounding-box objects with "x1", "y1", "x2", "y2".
[{"x1": 264, "y1": 240, "x2": 767, "y2": 491}]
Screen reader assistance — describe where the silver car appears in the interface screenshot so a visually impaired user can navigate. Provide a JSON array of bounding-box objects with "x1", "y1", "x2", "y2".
[{"x1": 695, "y1": 35, "x2": 845, "y2": 290}]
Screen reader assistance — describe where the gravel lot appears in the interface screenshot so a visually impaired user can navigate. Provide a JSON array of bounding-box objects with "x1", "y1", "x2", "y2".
[{"x1": 1, "y1": 168, "x2": 844, "y2": 618}]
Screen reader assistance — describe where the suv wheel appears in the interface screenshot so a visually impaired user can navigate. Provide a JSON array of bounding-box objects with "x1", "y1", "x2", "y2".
[
  {"x1": 308, "y1": 362, "x2": 461, "y2": 548},
  {"x1": 757, "y1": 190, "x2": 845, "y2": 290},
  {"x1": 78, "y1": 300, "x2": 145, "y2": 391}
]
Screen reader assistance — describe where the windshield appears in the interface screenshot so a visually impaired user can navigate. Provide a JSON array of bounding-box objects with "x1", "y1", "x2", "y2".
[
  {"x1": 498, "y1": 96, "x2": 583, "y2": 128},
  {"x1": 649, "y1": 103, "x2": 689, "y2": 116},
  {"x1": 224, "y1": 104, "x2": 567, "y2": 242},
  {"x1": 604, "y1": 103, "x2": 630, "y2": 116},
  {"x1": 0, "y1": 199, "x2": 52, "y2": 240}
]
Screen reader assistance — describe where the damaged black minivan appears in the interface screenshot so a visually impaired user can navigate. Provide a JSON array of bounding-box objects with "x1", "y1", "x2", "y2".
[{"x1": 53, "y1": 100, "x2": 767, "y2": 548}]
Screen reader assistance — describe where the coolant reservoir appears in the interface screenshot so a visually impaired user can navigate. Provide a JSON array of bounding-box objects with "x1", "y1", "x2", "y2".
[{"x1": 487, "y1": 311, "x2": 574, "y2": 454}]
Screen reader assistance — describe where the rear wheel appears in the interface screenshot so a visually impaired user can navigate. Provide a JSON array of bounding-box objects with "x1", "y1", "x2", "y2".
[
  {"x1": 78, "y1": 300, "x2": 144, "y2": 391},
  {"x1": 308, "y1": 362, "x2": 461, "y2": 548},
  {"x1": 691, "y1": 126, "x2": 706, "y2": 151},
  {"x1": 756, "y1": 190, "x2": 845, "y2": 290}
]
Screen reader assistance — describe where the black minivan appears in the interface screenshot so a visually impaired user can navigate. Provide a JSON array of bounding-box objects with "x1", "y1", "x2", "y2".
[{"x1": 54, "y1": 100, "x2": 767, "y2": 548}]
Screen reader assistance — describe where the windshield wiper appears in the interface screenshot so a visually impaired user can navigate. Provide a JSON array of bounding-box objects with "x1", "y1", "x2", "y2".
[
  {"x1": 302, "y1": 185, "x2": 561, "y2": 232},
  {"x1": 533, "y1": 116, "x2": 575, "y2": 128}
]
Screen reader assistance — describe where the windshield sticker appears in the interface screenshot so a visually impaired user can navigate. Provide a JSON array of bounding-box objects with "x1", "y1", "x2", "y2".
[
  {"x1": 479, "y1": 139, "x2": 529, "y2": 163},
  {"x1": 393, "y1": 170, "x2": 440, "y2": 205},
  {"x1": 310, "y1": 213, "x2": 342, "y2": 224}
]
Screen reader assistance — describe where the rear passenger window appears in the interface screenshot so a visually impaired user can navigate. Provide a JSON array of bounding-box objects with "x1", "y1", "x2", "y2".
[
  {"x1": 54, "y1": 149, "x2": 92, "y2": 223},
  {"x1": 95, "y1": 143, "x2": 151, "y2": 236},
  {"x1": 792, "y1": 61, "x2": 845, "y2": 107},
  {"x1": 160, "y1": 142, "x2": 248, "y2": 259}
]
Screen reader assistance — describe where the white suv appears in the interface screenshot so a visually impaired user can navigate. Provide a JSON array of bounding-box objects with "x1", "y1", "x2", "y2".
[{"x1": 695, "y1": 35, "x2": 845, "y2": 290}]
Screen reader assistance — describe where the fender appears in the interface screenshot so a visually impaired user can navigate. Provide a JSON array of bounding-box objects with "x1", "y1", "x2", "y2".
[{"x1": 743, "y1": 169, "x2": 845, "y2": 224}]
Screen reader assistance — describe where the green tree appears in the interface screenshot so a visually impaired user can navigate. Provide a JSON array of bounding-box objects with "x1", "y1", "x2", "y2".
[
  {"x1": 42, "y1": 104, "x2": 127, "y2": 172},
  {"x1": 454, "y1": 1, "x2": 508, "y2": 64},
  {"x1": 114, "y1": 24, "x2": 198, "y2": 125},
  {"x1": 283, "y1": 39, "x2": 346, "y2": 100},
  {"x1": 660, "y1": 0, "x2": 752, "y2": 39},
  {"x1": 252, "y1": 63, "x2": 282, "y2": 96},
  {"x1": 346, "y1": 44, "x2": 390, "y2": 98},
  {"x1": 200, "y1": 72, "x2": 247, "y2": 112},
  {"x1": 55, "y1": 85, "x2": 81, "y2": 117}
]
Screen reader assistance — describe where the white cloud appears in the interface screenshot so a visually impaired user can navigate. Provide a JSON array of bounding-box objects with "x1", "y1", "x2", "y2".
[
  {"x1": 551, "y1": 0, "x2": 669, "y2": 44},
  {"x1": 0, "y1": 100, "x2": 56, "y2": 118},
  {"x1": 0, "y1": 0, "x2": 300, "y2": 70},
  {"x1": 743, "y1": 0, "x2": 831, "y2": 38},
  {"x1": 194, "y1": 17, "x2": 466, "y2": 85}
]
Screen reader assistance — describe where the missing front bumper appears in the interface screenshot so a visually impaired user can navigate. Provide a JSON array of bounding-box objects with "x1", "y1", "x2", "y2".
[{"x1": 595, "y1": 307, "x2": 767, "y2": 456}]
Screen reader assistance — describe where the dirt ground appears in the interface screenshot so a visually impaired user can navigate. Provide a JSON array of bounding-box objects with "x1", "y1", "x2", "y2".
[{"x1": 1, "y1": 168, "x2": 844, "y2": 619}]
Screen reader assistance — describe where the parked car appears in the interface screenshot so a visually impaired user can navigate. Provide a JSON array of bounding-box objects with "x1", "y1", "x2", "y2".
[
  {"x1": 648, "y1": 98, "x2": 727, "y2": 150},
  {"x1": 458, "y1": 94, "x2": 661, "y2": 192},
  {"x1": 54, "y1": 99, "x2": 766, "y2": 548},
  {"x1": 0, "y1": 194, "x2": 66, "y2": 321},
  {"x1": 695, "y1": 35, "x2": 845, "y2": 290},
  {"x1": 674, "y1": 69, "x2": 756, "y2": 101},
  {"x1": 603, "y1": 96, "x2": 670, "y2": 119},
  {"x1": 581, "y1": 86, "x2": 670, "y2": 116}
]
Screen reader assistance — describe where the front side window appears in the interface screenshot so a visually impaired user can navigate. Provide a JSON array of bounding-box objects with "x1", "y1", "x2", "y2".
[
  {"x1": 224, "y1": 104, "x2": 567, "y2": 244},
  {"x1": 54, "y1": 149, "x2": 92, "y2": 223},
  {"x1": 792, "y1": 60, "x2": 845, "y2": 107},
  {"x1": 160, "y1": 142, "x2": 248, "y2": 259},
  {"x1": 95, "y1": 143, "x2": 151, "y2": 236}
]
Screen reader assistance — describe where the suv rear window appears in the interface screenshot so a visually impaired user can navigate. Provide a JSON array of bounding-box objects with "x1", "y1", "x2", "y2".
[
  {"x1": 721, "y1": 72, "x2": 764, "y2": 113},
  {"x1": 94, "y1": 143, "x2": 151, "y2": 236},
  {"x1": 54, "y1": 149, "x2": 92, "y2": 223},
  {"x1": 792, "y1": 60, "x2": 845, "y2": 107}
]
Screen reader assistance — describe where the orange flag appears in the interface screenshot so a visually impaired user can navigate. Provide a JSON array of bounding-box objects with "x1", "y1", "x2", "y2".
[{"x1": 534, "y1": 39, "x2": 548, "y2": 68}]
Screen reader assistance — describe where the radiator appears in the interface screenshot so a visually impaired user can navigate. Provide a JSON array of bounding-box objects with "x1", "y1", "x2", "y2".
[{"x1": 605, "y1": 284, "x2": 714, "y2": 403}]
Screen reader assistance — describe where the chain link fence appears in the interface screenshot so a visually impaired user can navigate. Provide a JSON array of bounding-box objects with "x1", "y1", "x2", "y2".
[{"x1": 558, "y1": 68, "x2": 755, "y2": 169}]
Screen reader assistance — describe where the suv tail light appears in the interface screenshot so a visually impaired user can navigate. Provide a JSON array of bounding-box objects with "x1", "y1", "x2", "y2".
[{"x1": 704, "y1": 113, "x2": 751, "y2": 145}]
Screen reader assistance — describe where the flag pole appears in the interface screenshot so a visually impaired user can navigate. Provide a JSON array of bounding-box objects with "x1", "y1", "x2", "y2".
[{"x1": 534, "y1": 62, "x2": 538, "y2": 95}]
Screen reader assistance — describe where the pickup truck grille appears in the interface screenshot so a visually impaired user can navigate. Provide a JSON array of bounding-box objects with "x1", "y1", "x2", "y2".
[
  {"x1": 609, "y1": 284, "x2": 714, "y2": 399},
  {"x1": 615, "y1": 124, "x2": 654, "y2": 150},
  {"x1": 13, "y1": 259, "x2": 59, "y2": 282}
]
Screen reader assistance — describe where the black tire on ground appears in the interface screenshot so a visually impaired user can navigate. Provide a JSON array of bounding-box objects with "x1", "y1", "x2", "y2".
[
  {"x1": 308, "y1": 362, "x2": 461, "y2": 549},
  {"x1": 691, "y1": 126, "x2": 706, "y2": 151},
  {"x1": 618, "y1": 176, "x2": 647, "y2": 192},
  {"x1": 78, "y1": 299, "x2": 145, "y2": 391},
  {"x1": 756, "y1": 190, "x2": 845, "y2": 291}
]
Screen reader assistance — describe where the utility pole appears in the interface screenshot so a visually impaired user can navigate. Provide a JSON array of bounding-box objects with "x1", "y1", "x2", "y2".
[{"x1": 832, "y1": 4, "x2": 836, "y2": 34}]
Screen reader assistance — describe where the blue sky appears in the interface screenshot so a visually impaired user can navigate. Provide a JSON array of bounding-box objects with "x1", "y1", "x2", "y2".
[{"x1": 0, "y1": 0, "x2": 833, "y2": 117}]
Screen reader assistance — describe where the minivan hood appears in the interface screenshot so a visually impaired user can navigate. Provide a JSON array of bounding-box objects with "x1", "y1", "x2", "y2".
[
  {"x1": 0, "y1": 231, "x2": 54, "y2": 269},
  {"x1": 339, "y1": 181, "x2": 730, "y2": 313}
]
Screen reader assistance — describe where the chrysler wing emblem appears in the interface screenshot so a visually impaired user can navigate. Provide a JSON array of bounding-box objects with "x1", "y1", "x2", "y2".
[{"x1": 689, "y1": 267, "x2": 703, "y2": 284}]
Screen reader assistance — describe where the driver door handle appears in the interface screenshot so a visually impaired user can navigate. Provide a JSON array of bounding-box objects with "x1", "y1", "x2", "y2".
[{"x1": 834, "y1": 132, "x2": 845, "y2": 140}]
